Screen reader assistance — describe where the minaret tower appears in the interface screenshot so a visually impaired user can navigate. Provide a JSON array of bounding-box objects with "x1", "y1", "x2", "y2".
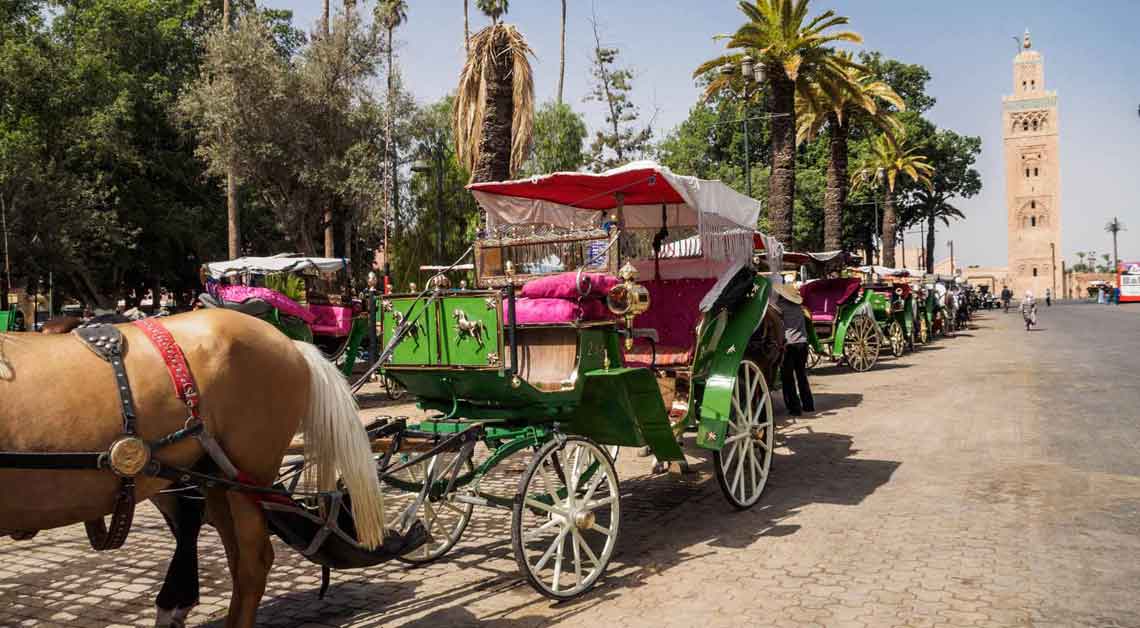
[{"x1": 1002, "y1": 29, "x2": 1061, "y2": 297}]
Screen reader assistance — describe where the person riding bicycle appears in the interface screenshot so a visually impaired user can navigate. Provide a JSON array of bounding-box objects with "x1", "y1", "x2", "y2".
[
  {"x1": 1020, "y1": 290, "x2": 1037, "y2": 331},
  {"x1": 1001, "y1": 285, "x2": 1013, "y2": 312}
]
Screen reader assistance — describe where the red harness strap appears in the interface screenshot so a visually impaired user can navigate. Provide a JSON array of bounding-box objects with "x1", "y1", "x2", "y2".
[
  {"x1": 132, "y1": 319, "x2": 201, "y2": 422},
  {"x1": 131, "y1": 319, "x2": 291, "y2": 506}
]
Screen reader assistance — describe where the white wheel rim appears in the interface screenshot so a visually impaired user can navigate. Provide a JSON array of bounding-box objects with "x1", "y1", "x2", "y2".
[
  {"x1": 519, "y1": 439, "x2": 619, "y2": 597},
  {"x1": 889, "y1": 322, "x2": 905, "y2": 356},
  {"x1": 718, "y1": 360, "x2": 774, "y2": 507},
  {"x1": 384, "y1": 452, "x2": 473, "y2": 563}
]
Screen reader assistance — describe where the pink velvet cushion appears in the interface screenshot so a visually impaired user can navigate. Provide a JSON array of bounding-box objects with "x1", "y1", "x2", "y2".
[
  {"x1": 216, "y1": 285, "x2": 316, "y2": 324},
  {"x1": 520, "y1": 273, "x2": 620, "y2": 300},
  {"x1": 309, "y1": 304, "x2": 354, "y2": 337},
  {"x1": 504, "y1": 297, "x2": 611, "y2": 325},
  {"x1": 800, "y1": 278, "x2": 862, "y2": 321}
]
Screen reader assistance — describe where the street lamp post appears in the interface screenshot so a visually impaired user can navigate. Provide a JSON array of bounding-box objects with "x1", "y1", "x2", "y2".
[
  {"x1": 411, "y1": 144, "x2": 446, "y2": 263},
  {"x1": 947, "y1": 240, "x2": 955, "y2": 277},
  {"x1": 720, "y1": 56, "x2": 765, "y2": 198}
]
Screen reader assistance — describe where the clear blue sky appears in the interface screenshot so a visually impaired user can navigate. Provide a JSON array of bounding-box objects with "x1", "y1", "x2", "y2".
[{"x1": 272, "y1": 0, "x2": 1140, "y2": 268}]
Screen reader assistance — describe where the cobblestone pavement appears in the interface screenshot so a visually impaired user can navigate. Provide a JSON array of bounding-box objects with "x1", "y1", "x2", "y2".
[{"x1": 3, "y1": 304, "x2": 1140, "y2": 627}]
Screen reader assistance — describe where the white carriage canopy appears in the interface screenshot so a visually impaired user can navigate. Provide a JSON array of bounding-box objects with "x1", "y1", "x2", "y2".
[
  {"x1": 205, "y1": 255, "x2": 348, "y2": 279},
  {"x1": 468, "y1": 161, "x2": 777, "y2": 278}
]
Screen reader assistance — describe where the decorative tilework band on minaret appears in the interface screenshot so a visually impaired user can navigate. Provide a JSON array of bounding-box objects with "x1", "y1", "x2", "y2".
[{"x1": 1002, "y1": 29, "x2": 1061, "y2": 297}]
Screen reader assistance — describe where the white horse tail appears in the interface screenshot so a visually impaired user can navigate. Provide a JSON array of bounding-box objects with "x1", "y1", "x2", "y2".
[{"x1": 292, "y1": 341, "x2": 385, "y2": 549}]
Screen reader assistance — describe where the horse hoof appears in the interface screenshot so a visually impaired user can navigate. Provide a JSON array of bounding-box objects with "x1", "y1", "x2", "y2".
[{"x1": 155, "y1": 605, "x2": 192, "y2": 628}]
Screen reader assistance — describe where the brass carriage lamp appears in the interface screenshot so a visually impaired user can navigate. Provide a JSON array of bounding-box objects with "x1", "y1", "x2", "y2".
[{"x1": 606, "y1": 262, "x2": 650, "y2": 349}]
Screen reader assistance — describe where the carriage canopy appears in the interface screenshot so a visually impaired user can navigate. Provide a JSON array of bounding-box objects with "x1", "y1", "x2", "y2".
[
  {"x1": 468, "y1": 160, "x2": 760, "y2": 232},
  {"x1": 204, "y1": 255, "x2": 348, "y2": 279}
]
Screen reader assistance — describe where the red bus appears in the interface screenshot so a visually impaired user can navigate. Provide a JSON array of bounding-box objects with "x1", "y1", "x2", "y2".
[{"x1": 1117, "y1": 261, "x2": 1140, "y2": 303}]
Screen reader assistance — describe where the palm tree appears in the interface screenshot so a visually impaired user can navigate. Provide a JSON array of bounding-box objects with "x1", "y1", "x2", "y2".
[
  {"x1": 477, "y1": 0, "x2": 509, "y2": 24},
  {"x1": 1074, "y1": 250, "x2": 1087, "y2": 272},
  {"x1": 557, "y1": 0, "x2": 566, "y2": 104},
  {"x1": 694, "y1": 0, "x2": 861, "y2": 246},
  {"x1": 851, "y1": 133, "x2": 933, "y2": 268},
  {"x1": 223, "y1": 0, "x2": 239, "y2": 259},
  {"x1": 321, "y1": 0, "x2": 334, "y2": 256},
  {"x1": 455, "y1": 1, "x2": 534, "y2": 184},
  {"x1": 463, "y1": 0, "x2": 470, "y2": 55},
  {"x1": 377, "y1": 0, "x2": 408, "y2": 263},
  {"x1": 1100, "y1": 253, "x2": 1112, "y2": 273},
  {"x1": 1106, "y1": 217, "x2": 1125, "y2": 275},
  {"x1": 797, "y1": 53, "x2": 904, "y2": 251},
  {"x1": 909, "y1": 190, "x2": 964, "y2": 271}
]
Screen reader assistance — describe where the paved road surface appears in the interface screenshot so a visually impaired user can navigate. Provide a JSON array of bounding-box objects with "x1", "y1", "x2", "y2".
[{"x1": 2, "y1": 302, "x2": 1138, "y2": 627}]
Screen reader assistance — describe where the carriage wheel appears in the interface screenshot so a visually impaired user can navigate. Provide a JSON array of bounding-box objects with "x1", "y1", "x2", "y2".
[
  {"x1": 888, "y1": 320, "x2": 906, "y2": 358},
  {"x1": 843, "y1": 315, "x2": 880, "y2": 372},
  {"x1": 383, "y1": 374, "x2": 407, "y2": 401},
  {"x1": 512, "y1": 436, "x2": 620, "y2": 600},
  {"x1": 918, "y1": 317, "x2": 930, "y2": 344},
  {"x1": 383, "y1": 451, "x2": 475, "y2": 565},
  {"x1": 713, "y1": 359, "x2": 774, "y2": 510},
  {"x1": 806, "y1": 344, "x2": 822, "y2": 369}
]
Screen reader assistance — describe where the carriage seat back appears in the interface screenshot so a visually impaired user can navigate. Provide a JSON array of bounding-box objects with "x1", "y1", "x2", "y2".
[
  {"x1": 800, "y1": 278, "x2": 862, "y2": 323},
  {"x1": 309, "y1": 304, "x2": 354, "y2": 337},
  {"x1": 214, "y1": 285, "x2": 316, "y2": 324},
  {"x1": 625, "y1": 278, "x2": 717, "y2": 367}
]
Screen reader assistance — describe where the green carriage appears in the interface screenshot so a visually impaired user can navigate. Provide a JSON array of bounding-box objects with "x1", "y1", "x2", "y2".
[
  {"x1": 199, "y1": 255, "x2": 370, "y2": 377},
  {"x1": 855, "y1": 267, "x2": 921, "y2": 358},
  {"x1": 1, "y1": 304, "x2": 18, "y2": 332},
  {"x1": 800, "y1": 276, "x2": 884, "y2": 372},
  {"x1": 375, "y1": 163, "x2": 782, "y2": 599}
]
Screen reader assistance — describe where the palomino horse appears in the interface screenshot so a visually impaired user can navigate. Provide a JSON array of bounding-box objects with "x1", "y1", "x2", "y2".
[{"x1": 0, "y1": 309, "x2": 386, "y2": 628}]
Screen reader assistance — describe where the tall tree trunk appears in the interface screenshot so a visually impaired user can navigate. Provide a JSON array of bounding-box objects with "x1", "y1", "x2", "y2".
[
  {"x1": 322, "y1": 0, "x2": 334, "y2": 257},
  {"x1": 344, "y1": 0, "x2": 355, "y2": 12},
  {"x1": 471, "y1": 26, "x2": 513, "y2": 184},
  {"x1": 385, "y1": 26, "x2": 396, "y2": 266},
  {"x1": 557, "y1": 0, "x2": 566, "y2": 104},
  {"x1": 463, "y1": 0, "x2": 470, "y2": 56},
  {"x1": 823, "y1": 113, "x2": 847, "y2": 251},
  {"x1": 881, "y1": 189, "x2": 898, "y2": 268},
  {"x1": 926, "y1": 211, "x2": 935, "y2": 272},
  {"x1": 767, "y1": 68, "x2": 796, "y2": 246},
  {"x1": 223, "y1": 0, "x2": 239, "y2": 259}
]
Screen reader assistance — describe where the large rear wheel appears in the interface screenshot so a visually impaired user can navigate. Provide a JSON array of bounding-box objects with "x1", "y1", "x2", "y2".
[
  {"x1": 713, "y1": 359, "x2": 774, "y2": 510},
  {"x1": 844, "y1": 315, "x2": 880, "y2": 372},
  {"x1": 512, "y1": 436, "x2": 620, "y2": 600}
]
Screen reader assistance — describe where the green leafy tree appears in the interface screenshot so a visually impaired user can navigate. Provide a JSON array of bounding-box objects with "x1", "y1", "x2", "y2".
[
  {"x1": 694, "y1": 0, "x2": 861, "y2": 246},
  {"x1": 585, "y1": 19, "x2": 653, "y2": 171},
  {"x1": 525, "y1": 102, "x2": 588, "y2": 174},
  {"x1": 851, "y1": 133, "x2": 933, "y2": 267},
  {"x1": 901, "y1": 128, "x2": 981, "y2": 270}
]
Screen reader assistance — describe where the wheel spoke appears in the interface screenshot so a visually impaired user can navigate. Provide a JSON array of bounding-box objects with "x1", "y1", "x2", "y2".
[
  {"x1": 571, "y1": 526, "x2": 602, "y2": 567},
  {"x1": 534, "y1": 527, "x2": 568, "y2": 573},
  {"x1": 589, "y1": 523, "x2": 612, "y2": 537},
  {"x1": 571, "y1": 524, "x2": 583, "y2": 585},
  {"x1": 523, "y1": 518, "x2": 562, "y2": 543},
  {"x1": 525, "y1": 497, "x2": 568, "y2": 518},
  {"x1": 582, "y1": 495, "x2": 615, "y2": 512}
]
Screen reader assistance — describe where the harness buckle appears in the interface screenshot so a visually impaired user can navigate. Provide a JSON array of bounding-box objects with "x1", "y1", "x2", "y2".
[{"x1": 107, "y1": 436, "x2": 151, "y2": 477}]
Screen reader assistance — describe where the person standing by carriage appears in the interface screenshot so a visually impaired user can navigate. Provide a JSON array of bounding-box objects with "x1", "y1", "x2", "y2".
[
  {"x1": 774, "y1": 282, "x2": 814, "y2": 416},
  {"x1": 1001, "y1": 285, "x2": 1013, "y2": 312},
  {"x1": 1045, "y1": 287, "x2": 1052, "y2": 307}
]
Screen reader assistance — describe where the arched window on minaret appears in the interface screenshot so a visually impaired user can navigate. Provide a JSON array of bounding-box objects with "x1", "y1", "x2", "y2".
[
  {"x1": 1033, "y1": 267, "x2": 1038, "y2": 277},
  {"x1": 1031, "y1": 216, "x2": 1037, "y2": 227},
  {"x1": 1031, "y1": 120, "x2": 1038, "y2": 131},
  {"x1": 1034, "y1": 167, "x2": 1039, "y2": 177},
  {"x1": 1022, "y1": 120, "x2": 1029, "y2": 132},
  {"x1": 1030, "y1": 201, "x2": 1036, "y2": 209}
]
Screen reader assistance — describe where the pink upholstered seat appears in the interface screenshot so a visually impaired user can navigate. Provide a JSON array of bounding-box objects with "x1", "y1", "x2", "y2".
[
  {"x1": 309, "y1": 304, "x2": 354, "y2": 337},
  {"x1": 624, "y1": 278, "x2": 717, "y2": 367},
  {"x1": 800, "y1": 278, "x2": 862, "y2": 324},
  {"x1": 216, "y1": 285, "x2": 316, "y2": 324},
  {"x1": 504, "y1": 297, "x2": 611, "y2": 325}
]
